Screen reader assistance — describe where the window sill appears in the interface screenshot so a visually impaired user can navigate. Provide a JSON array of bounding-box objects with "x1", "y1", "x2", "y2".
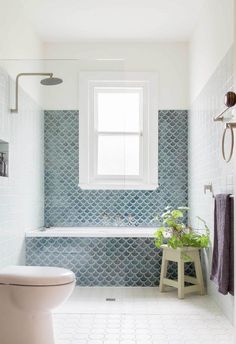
[{"x1": 78, "y1": 183, "x2": 159, "y2": 190}]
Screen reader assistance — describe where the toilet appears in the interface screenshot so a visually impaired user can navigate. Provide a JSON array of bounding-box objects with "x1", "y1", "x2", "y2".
[{"x1": 0, "y1": 265, "x2": 76, "y2": 344}]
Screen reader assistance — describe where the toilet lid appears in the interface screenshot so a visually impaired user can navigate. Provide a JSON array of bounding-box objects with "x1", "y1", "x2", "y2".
[{"x1": 0, "y1": 266, "x2": 75, "y2": 286}]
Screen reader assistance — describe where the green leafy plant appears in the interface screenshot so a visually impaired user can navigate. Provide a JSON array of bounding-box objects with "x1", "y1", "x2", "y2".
[{"x1": 154, "y1": 206, "x2": 210, "y2": 250}]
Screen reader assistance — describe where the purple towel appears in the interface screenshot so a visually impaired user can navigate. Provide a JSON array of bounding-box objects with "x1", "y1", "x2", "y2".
[{"x1": 210, "y1": 194, "x2": 234, "y2": 295}]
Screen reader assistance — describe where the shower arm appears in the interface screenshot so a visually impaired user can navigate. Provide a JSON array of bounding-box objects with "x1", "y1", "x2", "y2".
[{"x1": 10, "y1": 72, "x2": 53, "y2": 113}]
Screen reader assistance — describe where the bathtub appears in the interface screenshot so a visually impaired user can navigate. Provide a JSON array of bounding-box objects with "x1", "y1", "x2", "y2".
[
  {"x1": 25, "y1": 227, "x2": 194, "y2": 286},
  {"x1": 26, "y1": 226, "x2": 157, "y2": 238}
]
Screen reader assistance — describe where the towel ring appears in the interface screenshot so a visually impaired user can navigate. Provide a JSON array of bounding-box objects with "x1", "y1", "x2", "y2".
[{"x1": 222, "y1": 123, "x2": 234, "y2": 163}]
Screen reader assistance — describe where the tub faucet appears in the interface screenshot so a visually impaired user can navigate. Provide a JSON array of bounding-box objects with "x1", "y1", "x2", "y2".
[
  {"x1": 101, "y1": 212, "x2": 109, "y2": 225},
  {"x1": 114, "y1": 214, "x2": 123, "y2": 226},
  {"x1": 127, "y1": 214, "x2": 135, "y2": 226}
]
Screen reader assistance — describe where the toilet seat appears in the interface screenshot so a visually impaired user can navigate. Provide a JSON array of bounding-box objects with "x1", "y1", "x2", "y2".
[{"x1": 0, "y1": 266, "x2": 75, "y2": 286}]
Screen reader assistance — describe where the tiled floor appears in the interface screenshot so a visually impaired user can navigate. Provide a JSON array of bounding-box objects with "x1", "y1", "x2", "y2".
[{"x1": 53, "y1": 287, "x2": 235, "y2": 344}]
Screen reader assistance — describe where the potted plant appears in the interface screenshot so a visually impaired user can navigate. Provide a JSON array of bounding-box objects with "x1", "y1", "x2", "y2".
[{"x1": 154, "y1": 206, "x2": 210, "y2": 250}]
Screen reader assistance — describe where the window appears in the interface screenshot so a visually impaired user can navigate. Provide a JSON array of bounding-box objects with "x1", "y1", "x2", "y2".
[
  {"x1": 96, "y1": 87, "x2": 142, "y2": 178},
  {"x1": 79, "y1": 72, "x2": 158, "y2": 190}
]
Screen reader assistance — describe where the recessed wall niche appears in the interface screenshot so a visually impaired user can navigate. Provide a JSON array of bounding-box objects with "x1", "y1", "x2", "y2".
[{"x1": 0, "y1": 140, "x2": 9, "y2": 178}]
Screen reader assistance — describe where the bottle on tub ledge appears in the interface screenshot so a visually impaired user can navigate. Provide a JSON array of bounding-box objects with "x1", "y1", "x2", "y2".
[{"x1": 0, "y1": 153, "x2": 8, "y2": 177}]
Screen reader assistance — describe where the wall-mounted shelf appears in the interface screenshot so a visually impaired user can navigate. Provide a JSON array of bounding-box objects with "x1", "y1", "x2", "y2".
[{"x1": 0, "y1": 139, "x2": 9, "y2": 178}]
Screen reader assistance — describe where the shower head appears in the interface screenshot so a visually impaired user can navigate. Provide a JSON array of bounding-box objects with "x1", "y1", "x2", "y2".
[
  {"x1": 10, "y1": 72, "x2": 63, "y2": 113},
  {"x1": 40, "y1": 76, "x2": 63, "y2": 86}
]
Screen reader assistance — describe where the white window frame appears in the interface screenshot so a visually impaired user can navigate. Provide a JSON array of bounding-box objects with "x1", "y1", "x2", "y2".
[{"x1": 79, "y1": 71, "x2": 158, "y2": 190}]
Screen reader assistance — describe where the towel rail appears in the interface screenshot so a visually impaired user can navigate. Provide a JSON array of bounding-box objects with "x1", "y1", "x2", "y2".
[
  {"x1": 213, "y1": 91, "x2": 236, "y2": 163},
  {"x1": 203, "y1": 184, "x2": 234, "y2": 198},
  {"x1": 222, "y1": 122, "x2": 236, "y2": 163}
]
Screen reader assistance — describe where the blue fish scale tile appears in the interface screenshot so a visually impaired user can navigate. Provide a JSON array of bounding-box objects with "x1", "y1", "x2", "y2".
[
  {"x1": 26, "y1": 109, "x2": 191, "y2": 286},
  {"x1": 44, "y1": 110, "x2": 188, "y2": 227},
  {"x1": 26, "y1": 237, "x2": 195, "y2": 286}
]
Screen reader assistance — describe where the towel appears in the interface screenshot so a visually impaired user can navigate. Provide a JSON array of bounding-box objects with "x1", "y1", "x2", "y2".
[
  {"x1": 228, "y1": 197, "x2": 234, "y2": 295},
  {"x1": 210, "y1": 194, "x2": 234, "y2": 295}
]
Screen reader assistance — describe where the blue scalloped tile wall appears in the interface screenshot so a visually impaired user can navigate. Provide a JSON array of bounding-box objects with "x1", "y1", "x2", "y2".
[
  {"x1": 26, "y1": 237, "x2": 194, "y2": 286},
  {"x1": 44, "y1": 110, "x2": 188, "y2": 227},
  {"x1": 26, "y1": 109, "x2": 191, "y2": 286}
]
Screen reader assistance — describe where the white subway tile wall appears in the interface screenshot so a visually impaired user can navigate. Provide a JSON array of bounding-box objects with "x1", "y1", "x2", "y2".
[
  {"x1": 0, "y1": 68, "x2": 44, "y2": 267},
  {"x1": 189, "y1": 46, "x2": 234, "y2": 322}
]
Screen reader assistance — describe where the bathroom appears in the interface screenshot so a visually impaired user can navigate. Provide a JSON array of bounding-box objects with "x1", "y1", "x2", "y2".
[{"x1": 0, "y1": 0, "x2": 235, "y2": 343}]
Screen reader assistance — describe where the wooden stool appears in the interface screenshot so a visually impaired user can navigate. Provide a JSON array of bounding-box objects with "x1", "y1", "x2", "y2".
[{"x1": 159, "y1": 245, "x2": 205, "y2": 299}]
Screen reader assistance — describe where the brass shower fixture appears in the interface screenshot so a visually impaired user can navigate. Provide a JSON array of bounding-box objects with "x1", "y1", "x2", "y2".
[{"x1": 10, "y1": 72, "x2": 63, "y2": 113}]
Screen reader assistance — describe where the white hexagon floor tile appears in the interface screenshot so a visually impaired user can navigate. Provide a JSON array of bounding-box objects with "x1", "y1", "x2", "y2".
[{"x1": 53, "y1": 287, "x2": 234, "y2": 344}]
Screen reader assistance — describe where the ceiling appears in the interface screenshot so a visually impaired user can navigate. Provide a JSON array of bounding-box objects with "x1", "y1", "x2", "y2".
[{"x1": 20, "y1": 0, "x2": 207, "y2": 42}]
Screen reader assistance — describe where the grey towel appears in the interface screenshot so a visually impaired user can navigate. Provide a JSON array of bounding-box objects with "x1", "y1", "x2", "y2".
[{"x1": 210, "y1": 194, "x2": 234, "y2": 295}]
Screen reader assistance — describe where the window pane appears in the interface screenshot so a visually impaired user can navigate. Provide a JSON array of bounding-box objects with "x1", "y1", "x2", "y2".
[
  {"x1": 125, "y1": 135, "x2": 140, "y2": 175},
  {"x1": 97, "y1": 135, "x2": 140, "y2": 176},
  {"x1": 97, "y1": 90, "x2": 141, "y2": 132}
]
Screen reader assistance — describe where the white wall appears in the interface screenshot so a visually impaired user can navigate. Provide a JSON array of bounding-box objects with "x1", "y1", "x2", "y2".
[
  {"x1": 189, "y1": 0, "x2": 234, "y2": 322},
  {"x1": 0, "y1": 0, "x2": 42, "y2": 60},
  {"x1": 42, "y1": 42, "x2": 189, "y2": 110},
  {"x1": 0, "y1": 0, "x2": 44, "y2": 267},
  {"x1": 0, "y1": 69, "x2": 44, "y2": 267},
  {"x1": 0, "y1": 0, "x2": 44, "y2": 104},
  {"x1": 190, "y1": 0, "x2": 234, "y2": 102}
]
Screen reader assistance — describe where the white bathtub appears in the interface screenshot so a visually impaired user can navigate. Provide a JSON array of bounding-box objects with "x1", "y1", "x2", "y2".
[{"x1": 26, "y1": 227, "x2": 157, "y2": 238}]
